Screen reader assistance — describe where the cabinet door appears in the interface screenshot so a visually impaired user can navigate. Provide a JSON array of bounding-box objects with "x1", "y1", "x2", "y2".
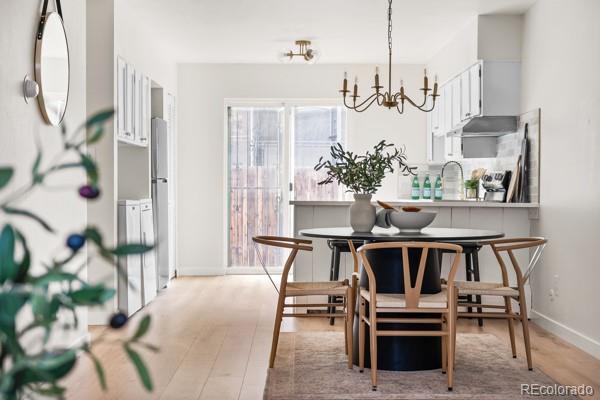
[
  {"x1": 124, "y1": 63, "x2": 135, "y2": 140},
  {"x1": 460, "y1": 70, "x2": 471, "y2": 121},
  {"x1": 431, "y1": 96, "x2": 440, "y2": 133},
  {"x1": 117, "y1": 57, "x2": 128, "y2": 140},
  {"x1": 437, "y1": 89, "x2": 445, "y2": 134},
  {"x1": 451, "y1": 79, "x2": 461, "y2": 129},
  {"x1": 140, "y1": 207, "x2": 157, "y2": 304},
  {"x1": 125, "y1": 204, "x2": 142, "y2": 315},
  {"x1": 469, "y1": 63, "x2": 481, "y2": 117},
  {"x1": 133, "y1": 70, "x2": 142, "y2": 141},
  {"x1": 138, "y1": 75, "x2": 150, "y2": 145},
  {"x1": 442, "y1": 84, "x2": 452, "y2": 133}
]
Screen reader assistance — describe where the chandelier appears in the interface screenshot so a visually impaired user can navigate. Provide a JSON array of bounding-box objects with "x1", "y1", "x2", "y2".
[{"x1": 340, "y1": 0, "x2": 439, "y2": 114}]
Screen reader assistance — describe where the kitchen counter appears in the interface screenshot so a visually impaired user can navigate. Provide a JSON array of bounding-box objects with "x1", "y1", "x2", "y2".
[{"x1": 290, "y1": 200, "x2": 539, "y2": 208}]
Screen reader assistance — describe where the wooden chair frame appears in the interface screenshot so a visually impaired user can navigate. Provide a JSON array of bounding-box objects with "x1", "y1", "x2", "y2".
[
  {"x1": 253, "y1": 236, "x2": 354, "y2": 369},
  {"x1": 350, "y1": 241, "x2": 463, "y2": 391},
  {"x1": 456, "y1": 237, "x2": 547, "y2": 370}
]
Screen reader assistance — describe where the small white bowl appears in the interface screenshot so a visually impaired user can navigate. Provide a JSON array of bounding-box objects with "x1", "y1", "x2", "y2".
[{"x1": 389, "y1": 210, "x2": 437, "y2": 232}]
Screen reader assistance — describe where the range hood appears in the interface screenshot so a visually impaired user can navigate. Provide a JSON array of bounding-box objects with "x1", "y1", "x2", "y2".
[{"x1": 451, "y1": 116, "x2": 518, "y2": 137}]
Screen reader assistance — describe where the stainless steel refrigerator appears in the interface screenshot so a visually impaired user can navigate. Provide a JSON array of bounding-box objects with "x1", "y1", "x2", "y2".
[{"x1": 151, "y1": 118, "x2": 170, "y2": 289}]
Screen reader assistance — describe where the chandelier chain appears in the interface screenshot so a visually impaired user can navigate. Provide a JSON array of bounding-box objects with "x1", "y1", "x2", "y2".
[{"x1": 387, "y1": 0, "x2": 393, "y2": 52}]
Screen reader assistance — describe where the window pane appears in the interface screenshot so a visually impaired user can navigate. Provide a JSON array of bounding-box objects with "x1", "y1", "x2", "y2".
[
  {"x1": 293, "y1": 106, "x2": 346, "y2": 201},
  {"x1": 228, "y1": 107, "x2": 285, "y2": 267}
]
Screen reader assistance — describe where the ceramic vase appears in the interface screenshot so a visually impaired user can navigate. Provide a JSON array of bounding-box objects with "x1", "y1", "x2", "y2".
[{"x1": 349, "y1": 193, "x2": 376, "y2": 232}]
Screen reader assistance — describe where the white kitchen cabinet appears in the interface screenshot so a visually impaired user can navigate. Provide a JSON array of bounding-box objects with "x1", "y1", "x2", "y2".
[
  {"x1": 451, "y1": 79, "x2": 461, "y2": 129},
  {"x1": 444, "y1": 134, "x2": 462, "y2": 160},
  {"x1": 125, "y1": 63, "x2": 135, "y2": 138},
  {"x1": 460, "y1": 70, "x2": 471, "y2": 121},
  {"x1": 117, "y1": 200, "x2": 143, "y2": 317},
  {"x1": 139, "y1": 75, "x2": 151, "y2": 146},
  {"x1": 442, "y1": 84, "x2": 452, "y2": 134},
  {"x1": 116, "y1": 57, "x2": 150, "y2": 147},
  {"x1": 116, "y1": 57, "x2": 131, "y2": 141},
  {"x1": 469, "y1": 63, "x2": 481, "y2": 117},
  {"x1": 133, "y1": 70, "x2": 142, "y2": 142},
  {"x1": 430, "y1": 93, "x2": 440, "y2": 134},
  {"x1": 140, "y1": 199, "x2": 157, "y2": 305}
]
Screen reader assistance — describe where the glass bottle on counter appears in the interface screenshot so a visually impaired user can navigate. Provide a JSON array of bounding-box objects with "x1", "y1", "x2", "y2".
[
  {"x1": 434, "y1": 175, "x2": 443, "y2": 200},
  {"x1": 411, "y1": 175, "x2": 421, "y2": 200},
  {"x1": 422, "y1": 175, "x2": 432, "y2": 199}
]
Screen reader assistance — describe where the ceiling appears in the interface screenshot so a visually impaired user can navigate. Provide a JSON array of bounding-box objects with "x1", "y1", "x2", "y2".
[{"x1": 122, "y1": 0, "x2": 536, "y2": 64}]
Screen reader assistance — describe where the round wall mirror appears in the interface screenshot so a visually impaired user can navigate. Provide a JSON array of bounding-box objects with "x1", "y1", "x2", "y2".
[{"x1": 35, "y1": 12, "x2": 70, "y2": 126}]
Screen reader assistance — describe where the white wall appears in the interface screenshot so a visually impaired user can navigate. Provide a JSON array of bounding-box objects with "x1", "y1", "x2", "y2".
[
  {"x1": 477, "y1": 15, "x2": 523, "y2": 61},
  {"x1": 176, "y1": 63, "x2": 427, "y2": 274},
  {"x1": 0, "y1": 0, "x2": 88, "y2": 346},
  {"x1": 521, "y1": 0, "x2": 600, "y2": 358},
  {"x1": 427, "y1": 15, "x2": 523, "y2": 84},
  {"x1": 427, "y1": 19, "x2": 478, "y2": 84}
]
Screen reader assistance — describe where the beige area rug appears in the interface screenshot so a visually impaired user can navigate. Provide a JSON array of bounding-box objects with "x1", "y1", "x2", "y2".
[{"x1": 264, "y1": 332, "x2": 575, "y2": 400}]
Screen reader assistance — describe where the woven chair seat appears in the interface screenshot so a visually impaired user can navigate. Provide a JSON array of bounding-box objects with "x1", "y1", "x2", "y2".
[
  {"x1": 455, "y1": 280, "x2": 519, "y2": 297},
  {"x1": 360, "y1": 288, "x2": 448, "y2": 309},
  {"x1": 285, "y1": 280, "x2": 349, "y2": 297}
]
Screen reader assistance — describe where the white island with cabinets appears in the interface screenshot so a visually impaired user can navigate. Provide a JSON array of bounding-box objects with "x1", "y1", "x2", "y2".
[{"x1": 291, "y1": 199, "x2": 539, "y2": 310}]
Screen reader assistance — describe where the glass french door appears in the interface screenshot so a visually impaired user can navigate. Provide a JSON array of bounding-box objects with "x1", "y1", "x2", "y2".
[
  {"x1": 227, "y1": 102, "x2": 347, "y2": 270},
  {"x1": 227, "y1": 106, "x2": 288, "y2": 269}
]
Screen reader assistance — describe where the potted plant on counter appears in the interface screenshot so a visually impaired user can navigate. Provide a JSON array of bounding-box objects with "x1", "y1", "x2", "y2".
[{"x1": 314, "y1": 140, "x2": 415, "y2": 232}]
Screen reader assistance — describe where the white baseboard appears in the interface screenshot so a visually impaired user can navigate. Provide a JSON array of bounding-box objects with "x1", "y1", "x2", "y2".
[
  {"x1": 531, "y1": 309, "x2": 600, "y2": 359},
  {"x1": 227, "y1": 266, "x2": 283, "y2": 275},
  {"x1": 178, "y1": 266, "x2": 226, "y2": 276}
]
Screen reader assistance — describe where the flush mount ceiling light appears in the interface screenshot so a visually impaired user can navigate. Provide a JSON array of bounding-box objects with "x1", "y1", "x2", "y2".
[
  {"x1": 279, "y1": 40, "x2": 320, "y2": 64},
  {"x1": 340, "y1": 0, "x2": 439, "y2": 114}
]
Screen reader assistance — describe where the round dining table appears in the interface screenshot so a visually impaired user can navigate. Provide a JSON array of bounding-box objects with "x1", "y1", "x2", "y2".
[{"x1": 299, "y1": 227, "x2": 504, "y2": 371}]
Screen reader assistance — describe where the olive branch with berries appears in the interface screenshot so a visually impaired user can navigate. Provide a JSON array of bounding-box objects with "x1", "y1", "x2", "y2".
[{"x1": 0, "y1": 110, "x2": 156, "y2": 399}]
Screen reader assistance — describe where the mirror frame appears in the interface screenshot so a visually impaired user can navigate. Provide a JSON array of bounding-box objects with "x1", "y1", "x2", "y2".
[{"x1": 34, "y1": 11, "x2": 71, "y2": 126}]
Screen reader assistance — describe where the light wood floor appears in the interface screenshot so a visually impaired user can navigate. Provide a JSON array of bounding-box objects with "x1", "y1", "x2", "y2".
[{"x1": 63, "y1": 276, "x2": 600, "y2": 399}]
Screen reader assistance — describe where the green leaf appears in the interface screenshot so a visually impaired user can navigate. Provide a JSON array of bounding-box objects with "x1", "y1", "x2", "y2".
[
  {"x1": 84, "y1": 227, "x2": 104, "y2": 247},
  {"x1": 111, "y1": 244, "x2": 153, "y2": 256},
  {"x1": 2, "y1": 206, "x2": 55, "y2": 233},
  {"x1": 87, "y1": 351, "x2": 107, "y2": 391},
  {"x1": 131, "y1": 315, "x2": 151, "y2": 341},
  {"x1": 20, "y1": 350, "x2": 77, "y2": 384},
  {"x1": 80, "y1": 153, "x2": 99, "y2": 185},
  {"x1": 68, "y1": 285, "x2": 115, "y2": 305},
  {"x1": 87, "y1": 126, "x2": 105, "y2": 145},
  {"x1": 0, "y1": 224, "x2": 16, "y2": 284},
  {"x1": 31, "y1": 151, "x2": 43, "y2": 183},
  {"x1": 86, "y1": 109, "x2": 115, "y2": 129},
  {"x1": 138, "y1": 342, "x2": 160, "y2": 353},
  {"x1": 28, "y1": 384, "x2": 66, "y2": 397},
  {"x1": 0, "y1": 167, "x2": 14, "y2": 189},
  {"x1": 31, "y1": 271, "x2": 80, "y2": 287},
  {"x1": 0, "y1": 291, "x2": 28, "y2": 354},
  {"x1": 124, "y1": 345, "x2": 153, "y2": 391}
]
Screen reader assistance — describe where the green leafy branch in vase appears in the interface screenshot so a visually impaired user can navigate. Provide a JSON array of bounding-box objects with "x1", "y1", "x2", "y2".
[
  {"x1": 0, "y1": 110, "x2": 156, "y2": 399},
  {"x1": 314, "y1": 140, "x2": 416, "y2": 194}
]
